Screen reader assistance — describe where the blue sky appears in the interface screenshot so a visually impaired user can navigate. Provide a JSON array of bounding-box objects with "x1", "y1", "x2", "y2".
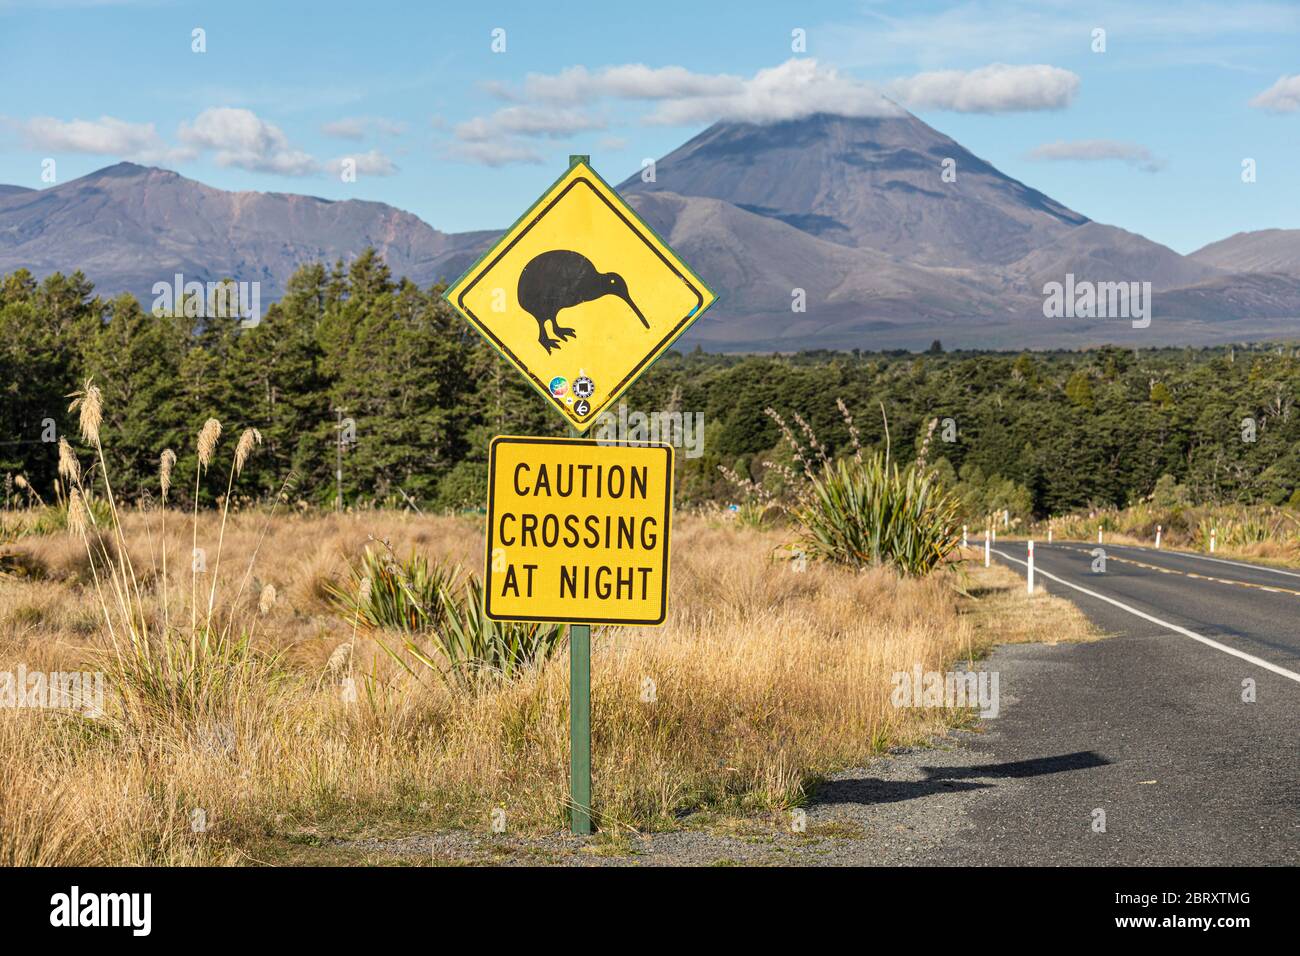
[{"x1": 0, "y1": 0, "x2": 1297, "y2": 252}]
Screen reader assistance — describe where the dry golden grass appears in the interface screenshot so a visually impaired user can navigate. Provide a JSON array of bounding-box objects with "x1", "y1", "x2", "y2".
[
  {"x1": 956, "y1": 551, "x2": 1103, "y2": 647},
  {"x1": 1178, "y1": 538, "x2": 1300, "y2": 568},
  {"x1": 0, "y1": 512, "x2": 1096, "y2": 865}
]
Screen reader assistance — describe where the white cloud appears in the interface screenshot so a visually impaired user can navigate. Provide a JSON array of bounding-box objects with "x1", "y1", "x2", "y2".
[
  {"x1": 321, "y1": 116, "x2": 408, "y2": 140},
  {"x1": 489, "y1": 59, "x2": 897, "y2": 125},
  {"x1": 444, "y1": 140, "x2": 543, "y2": 167},
  {"x1": 455, "y1": 106, "x2": 605, "y2": 141},
  {"x1": 1028, "y1": 138, "x2": 1164, "y2": 172},
  {"x1": 514, "y1": 64, "x2": 744, "y2": 104},
  {"x1": 327, "y1": 149, "x2": 398, "y2": 177},
  {"x1": 448, "y1": 106, "x2": 603, "y2": 167},
  {"x1": 451, "y1": 57, "x2": 1080, "y2": 162},
  {"x1": 477, "y1": 59, "x2": 1071, "y2": 131},
  {"x1": 179, "y1": 107, "x2": 317, "y2": 175},
  {"x1": 460, "y1": 59, "x2": 896, "y2": 160},
  {"x1": 644, "y1": 59, "x2": 900, "y2": 125},
  {"x1": 1249, "y1": 74, "x2": 1300, "y2": 112},
  {"x1": 888, "y1": 64, "x2": 1079, "y2": 113},
  {"x1": 321, "y1": 118, "x2": 367, "y2": 140},
  {"x1": 19, "y1": 115, "x2": 193, "y2": 163}
]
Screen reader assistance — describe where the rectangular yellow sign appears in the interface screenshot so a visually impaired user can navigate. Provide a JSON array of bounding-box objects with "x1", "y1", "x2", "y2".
[{"x1": 484, "y1": 436, "x2": 673, "y2": 625}]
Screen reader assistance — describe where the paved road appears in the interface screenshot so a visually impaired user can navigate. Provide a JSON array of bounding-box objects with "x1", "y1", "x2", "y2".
[
  {"x1": 1010, "y1": 540, "x2": 1300, "y2": 672},
  {"x1": 871, "y1": 539, "x2": 1300, "y2": 865}
]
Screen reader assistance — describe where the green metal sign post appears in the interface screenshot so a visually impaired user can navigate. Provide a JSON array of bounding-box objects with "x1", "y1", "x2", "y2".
[
  {"x1": 568, "y1": 618, "x2": 593, "y2": 835},
  {"x1": 566, "y1": 158, "x2": 593, "y2": 837}
]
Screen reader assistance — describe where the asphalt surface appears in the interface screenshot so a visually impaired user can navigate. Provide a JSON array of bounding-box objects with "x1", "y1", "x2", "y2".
[{"x1": 922, "y1": 539, "x2": 1300, "y2": 865}]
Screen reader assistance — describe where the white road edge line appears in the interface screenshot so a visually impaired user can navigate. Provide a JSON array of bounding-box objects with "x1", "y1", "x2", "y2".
[
  {"x1": 990, "y1": 548, "x2": 1300, "y2": 685},
  {"x1": 1078, "y1": 541, "x2": 1300, "y2": 580}
]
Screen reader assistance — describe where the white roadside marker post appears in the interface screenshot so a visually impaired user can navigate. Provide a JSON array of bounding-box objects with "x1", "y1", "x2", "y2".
[
  {"x1": 984, "y1": 529, "x2": 991, "y2": 568},
  {"x1": 1210, "y1": 528, "x2": 1217, "y2": 553},
  {"x1": 1047, "y1": 524, "x2": 1053, "y2": 543},
  {"x1": 1027, "y1": 540, "x2": 1035, "y2": 595},
  {"x1": 963, "y1": 524, "x2": 968, "y2": 548},
  {"x1": 1098, "y1": 528, "x2": 1103, "y2": 545},
  {"x1": 1155, "y1": 525, "x2": 1162, "y2": 549}
]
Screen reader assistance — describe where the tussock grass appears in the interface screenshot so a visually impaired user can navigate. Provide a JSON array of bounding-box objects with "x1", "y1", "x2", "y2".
[
  {"x1": 0, "y1": 741, "x2": 95, "y2": 867},
  {"x1": 323, "y1": 544, "x2": 567, "y2": 691},
  {"x1": 796, "y1": 454, "x2": 962, "y2": 575},
  {"x1": 732, "y1": 401, "x2": 962, "y2": 574}
]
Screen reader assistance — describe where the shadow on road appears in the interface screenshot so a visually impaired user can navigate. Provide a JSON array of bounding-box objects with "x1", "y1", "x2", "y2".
[
  {"x1": 924, "y1": 750, "x2": 1110, "y2": 780},
  {"x1": 811, "y1": 750, "x2": 1111, "y2": 807}
]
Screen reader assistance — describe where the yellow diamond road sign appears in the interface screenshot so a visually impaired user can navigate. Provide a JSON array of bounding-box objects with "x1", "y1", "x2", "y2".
[{"x1": 443, "y1": 160, "x2": 716, "y2": 432}]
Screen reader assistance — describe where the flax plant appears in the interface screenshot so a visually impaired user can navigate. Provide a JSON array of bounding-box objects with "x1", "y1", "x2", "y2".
[
  {"x1": 758, "y1": 399, "x2": 962, "y2": 576},
  {"x1": 327, "y1": 545, "x2": 565, "y2": 691}
]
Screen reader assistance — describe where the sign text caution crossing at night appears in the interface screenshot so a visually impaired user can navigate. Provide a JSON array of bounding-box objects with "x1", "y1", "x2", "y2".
[
  {"x1": 443, "y1": 159, "x2": 716, "y2": 433},
  {"x1": 484, "y1": 436, "x2": 673, "y2": 625}
]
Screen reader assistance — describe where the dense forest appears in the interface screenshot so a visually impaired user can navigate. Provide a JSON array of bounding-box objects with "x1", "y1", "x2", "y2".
[{"x1": 3, "y1": 251, "x2": 1299, "y2": 518}]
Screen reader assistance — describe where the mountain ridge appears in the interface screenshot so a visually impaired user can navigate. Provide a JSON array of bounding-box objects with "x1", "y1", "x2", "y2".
[
  {"x1": 619, "y1": 111, "x2": 1090, "y2": 269},
  {"x1": 0, "y1": 162, "x2": 469, "y2": 302},
  {"x1": 2, "y1": 111, "x2": 1297, "y2": 350},
  {"x1": 1190, "y1": 229, "x2": 1300, "y2": 276}
]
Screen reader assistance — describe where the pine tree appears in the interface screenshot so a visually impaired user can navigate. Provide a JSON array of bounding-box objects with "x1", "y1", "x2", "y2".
[
  {"x1": 79, "y1": 293, "x2": 190, "y2": 498},
  {"x1": 231, "y1": 266, "x2": 331, "y2": 497},
  {"x1": 1, "y1": 271, "x2": 100, "y2": 498}
]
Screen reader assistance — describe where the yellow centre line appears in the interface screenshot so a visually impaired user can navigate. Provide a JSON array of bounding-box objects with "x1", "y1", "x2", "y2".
[{"x1": 1047, "y1": 543, "x2": 1300, "y2": 597}]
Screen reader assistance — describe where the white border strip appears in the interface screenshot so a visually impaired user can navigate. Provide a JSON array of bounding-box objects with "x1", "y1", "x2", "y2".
[{"x1": 991, "y1": 548, "x2": 1300, "y2": 685}]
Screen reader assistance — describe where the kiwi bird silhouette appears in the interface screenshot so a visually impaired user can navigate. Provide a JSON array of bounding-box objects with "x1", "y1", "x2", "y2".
[{"x1": 517, "y1": 250, "x2": 647, "y2": 354}]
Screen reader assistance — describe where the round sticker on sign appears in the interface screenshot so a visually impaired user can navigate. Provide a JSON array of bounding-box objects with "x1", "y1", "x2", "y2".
[
  {"x1": 548, "y1": 377, "x2": 569, "y2": 398},
  {"x1": 573, "y1": 375, "x2": 595, "y2": 399},
  {"x1": 574, "y1": 398, "x2": 590, "y2": 417}
]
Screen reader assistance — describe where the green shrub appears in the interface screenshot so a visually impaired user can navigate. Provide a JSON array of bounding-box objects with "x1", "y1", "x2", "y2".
[
  {"x1": 435, "y1": 459, "x2": 488, "y2": 512},
  {"x1": 1151, "y1": 474, "x2": 1191, "y2": 510},
  {"x1": 794, "y1": 453, "x2": 961, "y2": 576},
  {"x1": 1, "y1": 501, "x2": 112, "y2": 540},
  {"x1": 326, "y1": 546, "x2": 456, "y2": 633},
  {"x1": 329, "y1": 546, "x2": 565, "y2": 690},
  {"x1": 423, "y1": 575, "x2": 565, "y2": 690}
]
